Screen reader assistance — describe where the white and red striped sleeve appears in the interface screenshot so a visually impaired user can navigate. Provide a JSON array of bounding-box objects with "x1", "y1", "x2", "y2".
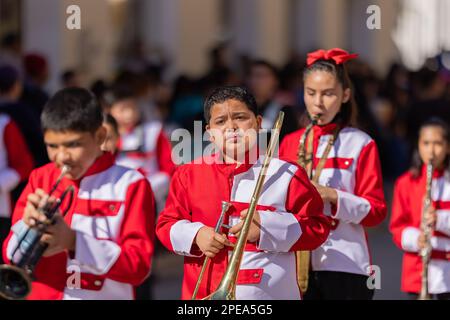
[
  {"x1": 435, "y1": 210, "x2": 450, "y2": 236},
  {"x1": 258, "y1": 164, "x2": 330, "y2": 252},
  {"x1": 156, "y1": 166, "x2": 205, "y2": 257},
  {"x1": 0, "y1": 120, "x2": 34, "y2": 193},
  {"x1": 332, "y1": 140, "x2": 387, "y2": 227},
  {"x1": 74, "y1": 178, "x2": 155, "y2": 286}
]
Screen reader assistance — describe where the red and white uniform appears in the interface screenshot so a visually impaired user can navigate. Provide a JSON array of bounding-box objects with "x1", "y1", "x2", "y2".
[
  {"x1": 0, "y1": 114, "x2": 34, "y2": 218},
  {"x1": 116, "y1": 121, "x2": 175, "y2": 212},
  {"x1": 156, "y1": 153, "x2": 329, "y2": 300},
  {"x1": 390, "y1": 167, "x2": 450, "y2": 294},
  {"x1": 2, "y1": 152, "x2": 155, "y2": 300},
  {"x1": 280, "y1": 123, "x2": 387, "y2": 276}
]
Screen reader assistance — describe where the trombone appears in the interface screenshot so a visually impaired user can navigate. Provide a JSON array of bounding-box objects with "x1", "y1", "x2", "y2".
[
  {"x1": 191, "y1": 201, "x2": 231, "y2": 300},
  {"x1": 0, "y1": 165, "x2": 74, "y2": 300},
  {"x1": 199, "y1": 111, "x2": 284, "y2": 300}
]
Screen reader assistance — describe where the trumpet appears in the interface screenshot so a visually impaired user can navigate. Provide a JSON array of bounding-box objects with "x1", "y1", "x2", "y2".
[
  {"x1": 0, "y1": 165, "x2": 75, "y2": 300},
  {"x1": 418, "y1": 162, "x2": 434, "y2": 300},
  {"x1": 202, "y1": 111, "x2": 284, "y2": 300}
]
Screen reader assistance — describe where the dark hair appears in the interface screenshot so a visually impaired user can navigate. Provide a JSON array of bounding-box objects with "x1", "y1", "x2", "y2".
[
  {"x1": 250, "y1": 60, "x2": 279, "y2": 79},
  {"x1": 204, "y1": 86, "x2": 258, "y2": 123},
  {"x1": 1, "y1": 33, "x2": 20, "y2": 48},
  {"x1": 41, "y1": 87, "x2": 103, "y2": 134},
  {"x1": 103, "y1": 113, "x2": 119, "y2": 136},
  {"x1": 303, "y1": 59, "x2": 357, "y2": 127},
  {"x1": 61, "y1": 70, "x2": 77, "y2": 84},
  {"x1": 109, "y1": 82, "x2": 136, "y2": 106},
  {"x1": 410, "y1": 117, "x2": 450, "y2": 178},
  {"x1": 0, "y1": 65, "x2": 19, "y2": 94}
]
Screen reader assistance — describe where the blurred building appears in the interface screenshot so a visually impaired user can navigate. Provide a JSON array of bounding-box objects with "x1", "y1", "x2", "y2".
[{"x1": 1, "y1": 0, "x2": 449, "y2": 92}]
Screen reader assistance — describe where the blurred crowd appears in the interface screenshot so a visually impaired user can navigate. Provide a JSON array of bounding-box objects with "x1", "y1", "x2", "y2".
[{"x1": 1, "y1": 31, "x2": 450, "y2": 189}]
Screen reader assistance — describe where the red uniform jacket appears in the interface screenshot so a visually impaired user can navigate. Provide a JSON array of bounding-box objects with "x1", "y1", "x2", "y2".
[
  {"x1": 156, "y1": 153, "x2": 329, "y2": 300},
  {"x1": 0, "y1": 114, "x2": 34, "y2": 218},
  {"x1": 280, "y1": 124, "x2": 387, "y2": 276},
  {"x1": 390, "y1": 167, "x2": 450, "y2": 294},
  {"x1": 2, "y1": 152, "x2": 155, "y2": 299}
]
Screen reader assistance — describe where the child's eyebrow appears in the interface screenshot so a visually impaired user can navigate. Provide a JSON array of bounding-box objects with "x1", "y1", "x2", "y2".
[
  {"x1": 231, "y1": 112, "x2": 249, "y2": 117},
  {"x1": 62, "y1": 139, "x2": 83, "y2": 146},
  {"x1": 44, "y1": 138, "x2": 83, "y2": 147},
  {"x1": 305, "y1": 86, "x2": 335, "y2": 91},
  {"x1": 212, "y1": 115, "x2": 227, "y2": 121}
]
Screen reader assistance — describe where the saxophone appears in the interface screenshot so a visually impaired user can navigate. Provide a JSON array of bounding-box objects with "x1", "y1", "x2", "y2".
[
  {"x1": 296, "y1": 115, "x2": 318, "y2": 295},
  {"x1": 418, "y1": 162, "x2": 434, "y2": 300}
]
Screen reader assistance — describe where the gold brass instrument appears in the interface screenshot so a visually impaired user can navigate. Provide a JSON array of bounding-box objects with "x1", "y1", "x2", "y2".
[
  {"x1": 0, "y1": 166, "x2": 74, "y2": 300},
  {"x1": 191, "y1": 201, "x2": 231, "y2": 300},
  {"x1": 296, "y1": 115, "x2": 319, "y2": 295},
  {"x1": 201, "y1": 111, "x2": 284, "y2": 300},
  {"x1": 418, "y1": 162, "x2": 434, "y2": 300}
]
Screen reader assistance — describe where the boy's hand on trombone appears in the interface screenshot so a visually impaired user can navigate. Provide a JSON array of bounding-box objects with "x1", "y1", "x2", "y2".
[
  {"x1": 195, "y1": 226, "x2": 234, "y2": 258},
  {"x1": 229, "y1": 209, "x2": 261, "y2": 243},
  {"x1": 22, "y1": 188, "x2": 76, "y2": 257}
]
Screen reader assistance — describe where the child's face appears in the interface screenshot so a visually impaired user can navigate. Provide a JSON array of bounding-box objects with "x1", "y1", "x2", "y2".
[
  {"x1": 110, "y1": 99, "x2": 140, "y2": 132},
  {"x1": 304, "y1": 70, "x2": 350, "y2": 125},
  {"x1": 418, "y1": 126, "x2": 449, "y2": 168},
  {"x1": 206, "y1": 99, "x2": 262, "y2": 161},
  {"x1": 101, "y1": 123, "x2": 119, "y2": 154},
  {"x1": 44, "y1": 127, "x2": 106, "y2": 180}
]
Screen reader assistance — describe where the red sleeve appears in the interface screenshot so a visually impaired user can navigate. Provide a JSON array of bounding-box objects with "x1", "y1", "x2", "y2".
[
  {"x1": 156, "y1": 167, "x2": 191, "y2": 252},
  {"x1": 156, "y1": 130, "x2": 176, "y2": 176},
  {"x1": 356, "y1": 141, "x2": 387, "y2": 227},
  {"x1": 279, "y1": 132, "x2": 297, "y2": 161},
  {"x1": 105, "y1": 179, "x2": 155, "y2": 285},
  {"x1": 389, "y1": 176, "x2": 412, "y2": 249},
  {"x1": 4, "y1": 120, "x2": 34, "y2": 180},
  {"x1": 285, "y1": 164, "x2": 330, "y2": 251}
]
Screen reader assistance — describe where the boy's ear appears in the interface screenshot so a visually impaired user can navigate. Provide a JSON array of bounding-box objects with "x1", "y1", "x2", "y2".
[
  {"x1": 95, "y1": 126, "x2": 107, "y2": 145},
  {"x1": 256, "y1": 115, "x2": 262, "y2": 130}
]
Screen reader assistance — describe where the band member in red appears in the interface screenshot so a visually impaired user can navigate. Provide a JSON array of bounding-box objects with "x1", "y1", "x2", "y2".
[
  {"x1": 2, "y1": 88, "x2": 155, "y2": 300},
  {"x1": 390, "y1": 118, "x2": 450, "y2": 300},
  {"x1": 0, "y1": 114, "x2": 34, "y2": 265},
  {"x1": 280, "y1": 48, "x2": 387, "y2": 300},
  {"x1": 156, "y1": 86, "x2": 329, "y2": 300},
  {"x1": 109, "y1": 85, "x2": 175, "y2": 213}
]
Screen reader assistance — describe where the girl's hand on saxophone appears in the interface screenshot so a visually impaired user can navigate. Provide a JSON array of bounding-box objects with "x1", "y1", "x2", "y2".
[{"x1": 311, "y1": 181, "x2": 338, "y2": 205}]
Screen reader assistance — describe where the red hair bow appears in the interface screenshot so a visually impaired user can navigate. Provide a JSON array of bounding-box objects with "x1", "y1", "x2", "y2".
[{"x1": 306, "y1": 48, "x2": 358, "y2": 66}]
